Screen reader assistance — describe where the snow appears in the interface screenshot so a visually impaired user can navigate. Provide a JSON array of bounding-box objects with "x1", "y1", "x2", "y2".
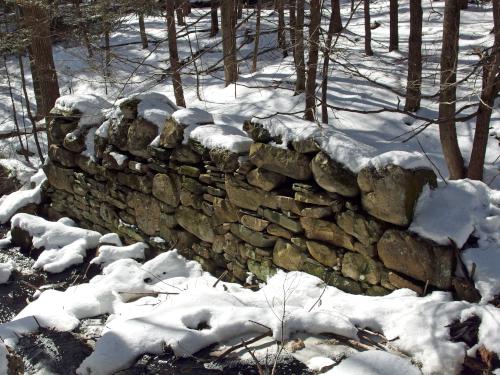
[
  {"x1": 172, "y1": 108, "x2": 214, "y2": 126},
  {"x1": 95, "y1": 120, "x2": 110, "y2": 139},
  {"x1": 135, "y1": 92, "x2": 177, "y2": 130},
  {"x1": 91, "y1": 242, "x2": 147, "y2": 267},
  {"x1": 82, "y1": 127, "x2": 97, "y2": 160},
  {"x1": 99, "y1": 233, "x2": 122, "y2": 246},
  {"x1": 109, "y1": 152, "x2": 128, "y2": 167},
  {"x1": 54, "y1": 94, "x2": 111, "y2": 127},
  {"x1": 0, "y1": 342, "x2": 8, "y2": 375},
  {"x1": 10, "y1": 213, "x2": 102, "y2": 273},
  {"x1": 184, "y1": 124, "x2": 253, "y2": 154},
  {"x1": 410, "y1": 180, "x2": 500, "y2": 302},
  {"x1": 0, "y1": 169, "x2": 46, "y2": 224},
  {"x1": 0, "y1": 260, "x2": 15, "y2": 284},
  {"x1": 324, "y1": 351, "x2": 421, "y2": 375}
]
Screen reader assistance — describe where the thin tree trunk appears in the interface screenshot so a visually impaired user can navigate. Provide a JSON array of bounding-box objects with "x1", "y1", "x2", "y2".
[
  {"x1": 305, "y1": 0, "x2": 321, "y2": 121},
  {"x1": 18, "y1": 53, "x2": 44, "y2": 163},
  {"x1": 166, "y1": 0, "x2": 186, "y2": 107},
  {"x1": 104, "y1": 27, "x2": 111, "y2": 95},
  {"x1": 331, "y1": 0, "x2": 342, "y2": 33},
  {"x1": 289, "y1": 0, "x2": 296, "y2": 62},
  {"x1": 221, "y1": 0, "x2": 238, "y2": 85},
  {"x1": 277, "y1": 0, "x2": 288, "y2": 57},
  {"x1": 363, "y1": 0, "x2": 373, "y2": 56},
  {"x1": 389, "y1": 0, "x2": 398, "y2": 51},
  {"x1": 21, "y1": 2, "x2": 60, "y2": 121},
  {"x1": 321, "y1": 0, "x2": 339, "y2": 124},
  {"x1": 459, "y1": 0, "x2": 468, "y2": 9},
  {"x1": 404, "y1": 0, "x2": 422, "y2": 111},
  {"x1": 176, "y1": 0, "x2": 185, "y2": 26},
  {"x1": 351, "y1": 0, "x2": 355, "y2": 13},
  {"x1": 210, "y1": 0, "x2": 219, "y2": 36},
  {"x1": 438, "y1": 0, "x2": 464, "y2": 179},
  {"x1": 237, "y1": 0, "x2": 243, "y2": 19},
  {"x1": 183, "y1": 0, "x2": 192, "y2": 15},
  {"x1": 467, "y1": 0, "x2": 499, "y2": 180},
  {"x1": 138, "y1": 12, "x2": 148, "y2": 49},
  {"x1": 252, "y1": 0, "x2": 262, "y2": 73},
  {"x1": 295, "y1": 0, "x2": 306, "y2": 93},
  {"x1": 73, "y1": 0, "x2": 93, "y2": 57}
]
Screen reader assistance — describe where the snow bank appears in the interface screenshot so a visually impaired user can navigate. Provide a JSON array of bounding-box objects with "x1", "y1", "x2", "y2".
[
  {"x1": 251, "y1": 116, "x2": 431, "y2": 172},
  {"x1": 0, "y1": 260, "x2": 15, "y2": 284},
  {"x1": 91, "y1": 242, "x2": 147, "y2": 267},
  {"x1": 10, "y1": 214, "x2": 102, "y2": 273},
  {"x1": 54, "y1": 94, "x2": 111, "y2": 127},
  {"x1": 184, "y1": 124, "x2": 253, "y2": 154},
  {"x1": 410, "y1": 180, "x2": 500, "y2": 302},
  {"x1": 0, "y1": 169, "x2": 46, "y2": 224}
]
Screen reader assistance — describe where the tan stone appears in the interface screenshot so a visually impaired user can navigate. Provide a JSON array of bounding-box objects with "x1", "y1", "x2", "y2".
[
  {"x1": 306, "y1": 240, "x2": 339, "y2": 268},
  {"x1": 300, "y1": 217, "x2": 355, "y2": 250}
]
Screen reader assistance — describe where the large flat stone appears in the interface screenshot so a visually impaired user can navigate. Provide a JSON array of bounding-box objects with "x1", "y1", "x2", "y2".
[
  {"x1": 300, "y1": 217, "x2": 355, "y2": 250},
  {"x1": 175, "y1": 206, "x2": 215, "y2": 243},
  {"x1": 311, "y1": 152, "x2": 359, "y2": 197},
  {"x1": 152, "y1": 173, "x2": 181, "y2": 207}
]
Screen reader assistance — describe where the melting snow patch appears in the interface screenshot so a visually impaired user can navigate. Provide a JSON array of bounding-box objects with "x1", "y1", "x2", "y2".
[{"x1": 0, "y1": 260, "x2": 15, "y2": 284}]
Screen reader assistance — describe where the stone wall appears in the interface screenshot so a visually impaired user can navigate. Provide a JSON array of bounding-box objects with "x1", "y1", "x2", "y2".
[{"x1": 44, "y1": 96, "x2": 457, "y2": 296}]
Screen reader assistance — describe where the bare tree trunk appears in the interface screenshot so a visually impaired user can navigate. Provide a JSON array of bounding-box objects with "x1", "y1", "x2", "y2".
[
  {"x1": 467, "y1": 0, "x2": 499, "y2": 180},
  {"x1": 363, "y1": 0, "x2": 373, "y2": 56},
  {"x1": 389, "y1": 0, "x2": 398, "y2": 51},
  {"x1": 104, "y1": 27, "x2": 111, "y2": 95},
  {"x1": 321, "y1": 0, "x2": 339, "y2": 124},
  {"x1": 305, "y1": 0, "x2": 321, "y2": 121},
  {"x1": 438, "y1": 0, "x2": 464, "y2": 180},
  {"x1": 295, "y1": 0, "x2": 306, "y2": 93},
  {"x1": 221, "y1": 0, "x2": 238, "y2": 85},
  {"x1": 331, "y1": 0, "x2": 342, "y2": 33},
  {"x1": 176, "y1": 0, "x2": 185, "y2": 26},
  {"x1": 166, "y1": 0, "x2": 186, "y2": 107},
  {"x1": 404, "y1": 0, "x2": 422, "y2": 112},
  {"x1": 252, "y1": 0, "x2": 262, "y2": 73},
  {"x1": 73, "y1": 0, "x2": 93, "y2": 57},
  {"x1": 277, "y1": 0, "x2": 288, "y2": 57},
  {"x1": 459, "y1": 0, "x2": 468, "y2": 9},
  {"x1": 183, "y1": 0, "x2": 192, "y2": 15},
  {"x1": 351, "y1": 0, "x2": 355, "y2": 13},
  {"x1": 210, "y1": 0, "x2": 219, "y2": 36},
  {"x1": 237, "y1": 0, "x2": 243, "y2": 19},
  {"x1": 21, "y1": 2, "x2": 60, "y2": 121},
  {"x1": 138, "y1": 12, "x2": 148, "y2": 49},
  {"x1": 18, "y1": 53, "x2": 44, "y2": 163},
  {"x1": 289, "y1": 0, "x2": 297, "y2": 62}
]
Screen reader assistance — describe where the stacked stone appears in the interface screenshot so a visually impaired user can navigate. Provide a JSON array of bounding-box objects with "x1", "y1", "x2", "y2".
[{"x1": 45, "y1": 100, "x2": 457, "y2": 296}]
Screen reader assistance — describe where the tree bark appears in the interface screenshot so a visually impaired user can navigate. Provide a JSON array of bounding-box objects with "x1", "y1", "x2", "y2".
[
  {"x1": 252, "y1": 0, "x2": 262, "y2": 73},
  {"x1": 289, "y1": 0, "x2": 297, "y2": 62},
  {"x1": 363, "y1": 0, "x2": 373, "y2": 56},
  {"x1": 321, "y1": 0, "x2": 339, "y2": 124},
  {"x1": 176, "y1": 0, "x2": 185, "y2": 26},
  {"x1": 277, "y1": 0, "x2": 288, "y2": 57},
  {"x1": 221, "y1": 0, "x2": 238, "y2": 85},
  {"x1": 210, "y1": 0, "x2": 219, "y2": 36},
  {"x1": 73, "y1": 0, "x2": 93, "y2": 57},
  {"x1": 404, "y1": 0, "x2": 422, "y2": 112},
  {"x1": 138, "y1": 12, "x2": 148, "y2": 49},
  {"x1": 294, "y1": 0, "x2": 306, "y2": 93},
  {"x1": 438, "y1": 0, "x2": 464, "y2": 179},
  {"x1": 166, "y1": 0, "x2": 186, "y2": 107},
  {"x1": 331, "y1": 0, "x2": 342, "y2": 33},
  {"x1": 467, "y1": 0, "x2": 499, "y2": 180},
  {"x1": 389, "y1": 0, "x2": 398, "y2": 51},
  {"x1": 237, "y1": 0, "x2": 243, "y2": 19},
  {"x1": 305, "y1": 0, "x2": 321, "y2": 121},
  {"x1": 21, "y1": 2, "x2": 60, "y2": 121}
]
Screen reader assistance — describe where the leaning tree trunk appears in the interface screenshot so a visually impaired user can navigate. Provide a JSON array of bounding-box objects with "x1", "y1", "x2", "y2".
[
  {"x1": 389, "y1": 0, "x2": 398, "y2": 51},
  {"x1": 363, "y1": 0, "x2": 373, "y2": 56},
  {"x1": 438, "y1": 0, "x2": 464, "y2": 179},
  {"x1": 210, "y1": 0, "x2": 219, "y2": 36},
  {"x1": 252, "y1": 0, "x2": 262, "y2": 73},
  {"x1": 21, "y1": 2, "x2": 60, "y2": 121},
  {"x1": 404, "y1": 0, "x2": 422, "y2": 112},
  {"x1": 277, "y1": 0, "x2": 288, "y2": 57},
  {"x1": 138, "y1": 12, "x2": 148, "y2": 49},
  {"x1": 305, "y1": 0, "x2": 321, "y2": 121},
  {"x1": 166, "y1": 0, "x2": 186, "y2": 107},
  {"x1": 295, "y1": 0, "x2": 306, "y2": 93},
  {"x1": 467, "y1": 0, "x2": 500, "y2": 180},
  {"x1": 221, "y1": 0, "x2": 238, "y2": 85}
]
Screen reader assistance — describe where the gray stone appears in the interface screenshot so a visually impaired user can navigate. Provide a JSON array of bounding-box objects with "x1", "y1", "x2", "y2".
[
  {"x1": 249, "y1": 143, "x2": 312, "y2": 180},
  {"x1": 159, "y1": 117, "x2": 186, "y2": 148},
  {"x1": 175, "y1": 206, "x2": 215, "y2": 243},
  {"x1": 358, "y1": 165, "x2": 437, "y2": 226},
  {"x1": 248, "y1": 259, "x2": 276, "y2": 281},
  {"x1": 273, "y1": 239, "x2": 306, "y2": 271},
  {"x1": 117, "y1": 172, "x2": 152, "y2": 194},
  {"x1": 311, "y1": 152, "x2": 359, "y2": 197},
  {"x1": 44, "y1": 162, "x2": 75, "y2": 193},
  {"x1": 108, "y1": 118, "x2": 131, "y2": 151},
  {"x1": 152, "y1": 173, "x2": 181, "y2": 206},
  {"x1": 230, "y1": 223, "x2": 277, "y2": 248},
  {"x1": 262, "y1": 208, "x2": 302, "y2": 233},
  {"x1": 63, "y1": 126, "x2": 89, "y2": 153},
  {"x1": 377, "y1": 229, "x2": 454, "y2": 289},
  {"x1": 247, "y1": 168, "x2": 286, "y2": 192},
  {"x1": 127, "y1": 119, "x2": 158, "y2": 158},
  {"x1": 337, "y1": 210, "x2": 384, "y2": 246},
  {"x1": 48, "y1": 145, "x2": 76, "y2": 168},
  {"x1": 300, "y1": 217, "x2": 355, "y2": 250}
]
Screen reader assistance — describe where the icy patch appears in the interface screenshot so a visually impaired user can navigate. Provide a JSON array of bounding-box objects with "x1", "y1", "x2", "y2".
[
  {"x1": 0, "y1": 260, "x2": 15, "y2": 284},
  {"x1": 0, "y1": 169, "x2": 46, "y2": 224},
  {"x1": 10, "y1": 214, "x2": 102, "y2": 273},
  {"x1": 54, "y1": 94, "x2": 111, "y2": 127},
  {"x1": 325, "y1": 351, "x2": 421, "y2": 375},
  {"x1": 410, "y1": 180, "x2": 500, "y2": 302},
  {"x1": 172, "y1": 108, "x2": 214, "y2": 126},
  {"x1": 184, "y1": 124, "x2": 253, "y2": 154},
  {"x1": 91, "y1": 242, "x2": 147, "y2": 267}
]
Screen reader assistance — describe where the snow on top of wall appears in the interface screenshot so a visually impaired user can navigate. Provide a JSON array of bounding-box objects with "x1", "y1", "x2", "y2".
[
  {"x1": 410, "y1": 180, "x2": 500, "y2": 303},
  {"x1": 0, "y1": 169, "x2": 46, "y2": 224},
  {"x1": 0, "y1": 260, "x2": 15, "y2": 284},
  {"x1": 184, "y1": 124, "x2": 253, "y2": 154},
  {"x1": 54, "y1": 94, "x2": 111, "y2": 127},
  {"x1": 252, "y1": 115, "x2": 432, "y2": 173},
  {"x1": 82, "y1": 127, "x2": 97, "y2": 160},
  {"x1": 135, "y1": 92, "x2": 177, "y2": 130},
  {"x1": 91, "y1": 242, "x2": 147, "y2": 267},
  {"x1": 172, "y1": 108, "x2": 214, "y2": 126}
]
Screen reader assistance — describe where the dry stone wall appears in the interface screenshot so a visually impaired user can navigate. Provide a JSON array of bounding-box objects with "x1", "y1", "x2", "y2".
[{"x1": 44, "y1": 96, "x2": 457, "y2": 296}]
